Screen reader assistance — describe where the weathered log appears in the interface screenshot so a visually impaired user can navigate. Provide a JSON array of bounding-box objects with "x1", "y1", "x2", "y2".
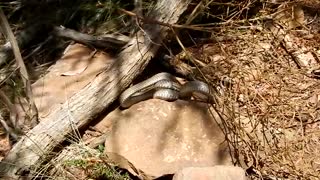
[
  {"x1": 0, "y1": 0, "x2": 192, "y2": 178},
  {"x1": 52, "y1": 26, "x2": 130, "y2": 50}
]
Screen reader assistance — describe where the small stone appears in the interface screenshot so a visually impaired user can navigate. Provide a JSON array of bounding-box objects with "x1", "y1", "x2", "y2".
[{"x1": 173, "y1": 166, "x2": 247, "y2": 180}]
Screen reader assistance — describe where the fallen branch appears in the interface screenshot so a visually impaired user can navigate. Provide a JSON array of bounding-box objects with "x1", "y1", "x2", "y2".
[
  {"x1": 268, "y1": 23, "x2": 316, "y2": 69},
  {"x1": 52, "y1": 26, "x2": 129, "y2": 50}
]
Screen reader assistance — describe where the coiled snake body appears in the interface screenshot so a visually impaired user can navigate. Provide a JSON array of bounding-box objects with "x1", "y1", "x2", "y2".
[{"x1": 119, "y1": 72, "x2": 211, "y2": 108}]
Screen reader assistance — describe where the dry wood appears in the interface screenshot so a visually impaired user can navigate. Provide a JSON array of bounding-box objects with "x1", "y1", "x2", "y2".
[
  {"x1": 52, "y1": 26, "x2": 129, "y2": 50},
  {"x1": 267, "y1": 22, "x2": 317, "y2": 70},
  {"x1": 0, "y1": 8, "x2": 39, "y2": 128},
  {"x1": 0, "y1": 0, "x2": 192, "y2": 178}
]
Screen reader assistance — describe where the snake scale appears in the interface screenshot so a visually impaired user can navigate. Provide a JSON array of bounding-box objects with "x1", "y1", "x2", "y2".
[{"x1": 119, "y1": 72, "x2": 211, "y2": 108}]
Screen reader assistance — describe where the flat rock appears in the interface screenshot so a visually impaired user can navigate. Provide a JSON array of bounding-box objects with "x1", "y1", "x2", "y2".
[
  {"x1": 14, "y1": 44, "x2": 113, "y2": 127},
  {"x1": 103, "y1": 99, "x2": 233, "y2": 177},
  {"x1": 173, "y1": 166, "x2": 247, "y2": 180}
]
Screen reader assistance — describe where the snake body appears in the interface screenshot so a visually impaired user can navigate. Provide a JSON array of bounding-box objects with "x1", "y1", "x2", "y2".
[{"x1": 119, "y1": 72, "x2": 211, "y2": 108}]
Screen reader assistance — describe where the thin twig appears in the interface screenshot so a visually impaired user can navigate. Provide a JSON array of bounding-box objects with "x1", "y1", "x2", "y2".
[
  {"x1": 133, "y1": 0, "x2": 143, "y2": 17},
  {"x1": 118, "y1": 8, "x2": 216, "y2": 32},
  {"x1": 0, "y1": 90, "x2": 18, "y2": 127},
  {"x1": 0, "y1": 110, "x2": 19, "y2": 140},
  {"x1": 0, "y1": 8, "x2": 39, "y2": 126}
]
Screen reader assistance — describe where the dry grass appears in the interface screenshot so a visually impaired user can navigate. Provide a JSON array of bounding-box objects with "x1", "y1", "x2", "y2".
[
  {"x1": 163, "y1": 0, "x2": 320, "y2": 178},
  {"x1": 182, "y1": 19, "x2": 320, "y2": 179}
]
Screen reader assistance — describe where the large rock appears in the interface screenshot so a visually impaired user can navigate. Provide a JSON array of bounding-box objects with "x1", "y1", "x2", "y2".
[
  {"x1": 103, "y1": 99, "x2": 233, "y2": 177},
  {"x1": 173, "y1": 166, "x2": 247, "y2": 180}
]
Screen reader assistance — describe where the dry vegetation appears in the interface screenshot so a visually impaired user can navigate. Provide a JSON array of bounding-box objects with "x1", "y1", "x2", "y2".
[{"x1": 0, "y1": 0, "x2": 320, "y2": 179}]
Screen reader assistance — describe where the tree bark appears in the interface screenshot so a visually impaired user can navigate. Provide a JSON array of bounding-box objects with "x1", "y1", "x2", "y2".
[
  {"x1": 0, "y1": 0, "x2": 192, "y2": 178},
  {"x1": 52, "y1": 26, "x2": 129, "y2": 50}
]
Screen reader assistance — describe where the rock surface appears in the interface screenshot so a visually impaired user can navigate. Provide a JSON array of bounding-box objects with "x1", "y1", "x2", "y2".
[
  {"x1": 103, "y1": 99, "x2": 233, "y2": 177},
  {"x1": 172, "y1": 166, "x2": 247, "y2": 180},
  {"x1": 15, "y1": 43, "x2": 113, "y2": 127}
]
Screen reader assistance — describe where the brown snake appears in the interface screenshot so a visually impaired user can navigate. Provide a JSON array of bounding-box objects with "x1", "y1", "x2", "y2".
[{"x1": 119, "y1": 72, "x2": 211, "y2": 108}]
